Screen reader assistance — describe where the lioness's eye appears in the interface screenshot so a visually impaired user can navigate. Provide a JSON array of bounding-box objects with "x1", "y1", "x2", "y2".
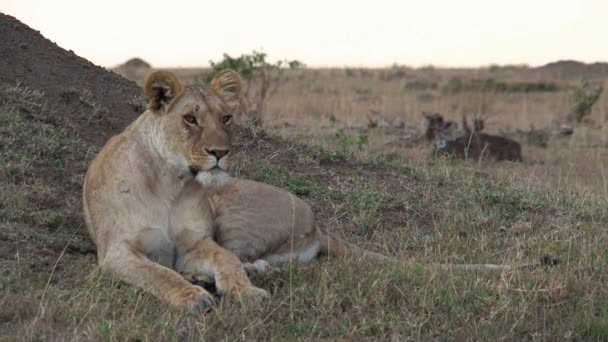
[
  {"x1": 183, "y1": 115, "x2": 197, "y2": 125},
  {"x1": 222, "y1": 115, "x2": 232, "y2": 124}
]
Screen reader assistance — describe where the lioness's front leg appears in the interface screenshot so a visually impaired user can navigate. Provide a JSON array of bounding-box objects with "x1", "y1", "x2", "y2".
[
  {"x1": 100, "y1": 242, "x2": 215, "y2": 313},
  {"x1": 177, "y1": 238, "x2": 269, "y2": 304}
]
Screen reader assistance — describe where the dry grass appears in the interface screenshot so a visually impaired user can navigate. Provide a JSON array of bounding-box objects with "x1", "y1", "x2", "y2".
[
  {"x1": 2, "y1": 66, "x2": 608, "y2": 340},
  {"x1": 261, "y1": 66, "x2": 608, "y2": 199}
]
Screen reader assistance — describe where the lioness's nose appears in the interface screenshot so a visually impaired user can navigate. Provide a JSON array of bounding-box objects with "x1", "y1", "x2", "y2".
[{"x1": 206, "y1": 148, "x2": 229, "y2": 160}]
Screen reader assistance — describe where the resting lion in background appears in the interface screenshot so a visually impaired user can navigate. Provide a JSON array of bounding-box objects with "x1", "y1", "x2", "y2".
[{"x1": 82, "y1": 69, "x2": 384, "y2": 313}]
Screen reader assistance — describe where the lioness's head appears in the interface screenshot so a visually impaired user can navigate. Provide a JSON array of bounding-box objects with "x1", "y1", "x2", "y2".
[{"x1": 143, "y1": 69, "x2": 243, "y2": 187}]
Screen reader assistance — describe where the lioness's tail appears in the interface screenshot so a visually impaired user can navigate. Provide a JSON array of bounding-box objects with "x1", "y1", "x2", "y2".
[
  {"x1": 316, "y1": 227, "x2": 553, "y2": 271},
  {"x1": 316, "y1": 227, "x2": 387, "y2": 261}
]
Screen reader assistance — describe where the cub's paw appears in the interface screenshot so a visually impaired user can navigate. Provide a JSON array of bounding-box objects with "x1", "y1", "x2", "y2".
[{"x1": 172, "y1": 285, "x2": 216, "y2": 314}]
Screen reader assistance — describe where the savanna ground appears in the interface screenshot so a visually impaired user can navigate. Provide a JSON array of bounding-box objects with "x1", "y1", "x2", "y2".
[{"x1": 2, "y1": 13, "x2": 608, "y2": 340}]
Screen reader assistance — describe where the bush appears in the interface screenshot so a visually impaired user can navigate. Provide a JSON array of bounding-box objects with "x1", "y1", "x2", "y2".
[
  {"x1": 570, "y1": 81, "x2": 603, "y2": 122},
  {"x1": 442, "y1": 77, "x2": 559, "y2": 94},
  {"x1": 526, "y1": 125, "x2": 549, "y2": 148},
  {"x1": 403, "y1": 79, "x2": 438, "y2": 91},
  {"x1": 335, "y1": 129, "x2": 368, "y2": 154},
  {"x1": 206, "y1": 51, "x2": 267, "y2": 82},
  {"x1": 206, "y1": 51, "x2": 305, "y2": 126}
]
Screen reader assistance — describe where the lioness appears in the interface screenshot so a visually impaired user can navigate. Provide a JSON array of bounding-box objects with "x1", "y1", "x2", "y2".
[{"x1": 83, "y1": 70, "x2": 383, "y2": 313}]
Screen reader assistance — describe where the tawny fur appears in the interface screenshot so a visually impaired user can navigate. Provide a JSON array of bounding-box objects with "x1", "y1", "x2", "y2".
[
  {"x1": 211, "y1": 178, "x2": 386, "y2": 266},
  {"x1": 83, "y1": 70, "x2": 268, "y2": 313}
]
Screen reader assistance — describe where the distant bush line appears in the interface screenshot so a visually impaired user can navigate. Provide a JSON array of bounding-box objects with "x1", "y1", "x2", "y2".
[{"x1": 441, "y1": 77, "x2": 560, "y2": 94}]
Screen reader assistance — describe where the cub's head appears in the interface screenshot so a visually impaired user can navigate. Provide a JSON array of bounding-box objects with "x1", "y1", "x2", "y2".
[
  {"x1": 424, "y1": 111, "x2": 458, "y2": 141},
  {"x1": 143, "y1": 69, "x2": 242, "y2": 187},
  {"x1": 423, "y1": 112, "x2": 445, "y2": 140}
]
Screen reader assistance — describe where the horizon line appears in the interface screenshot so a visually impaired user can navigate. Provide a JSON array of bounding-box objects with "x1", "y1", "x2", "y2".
[{"x1": 114, "y1": 58, "x2": 608, "y2": 70}]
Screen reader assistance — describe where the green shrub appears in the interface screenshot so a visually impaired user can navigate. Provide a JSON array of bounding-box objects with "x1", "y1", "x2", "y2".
[
  {"x1": 442, "y1": 77, "x2": 559, "y2": 94},
  {"x1": 335, "y1": 129, "x2": 369, "y2": 154},
  {"x1": 570, "y1": 81, "x2": 603, "y2": 122},
  {"x1": 526, "y1": 125, "x2": 549, "y2": 148},
  {"x1": 206, "y1": 50, "x2": 268, "y2": 82},
  {"x1": 205, "y1": 51, "x2": 305, "y2": 126}
]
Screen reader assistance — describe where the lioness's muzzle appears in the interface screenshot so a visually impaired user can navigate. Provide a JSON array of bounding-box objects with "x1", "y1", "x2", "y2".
[{"x1": 189, "y1": 165, "x2": 201, "y2": 176}]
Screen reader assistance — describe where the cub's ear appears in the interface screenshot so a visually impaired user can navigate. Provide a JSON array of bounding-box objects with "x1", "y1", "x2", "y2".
[
  {"x1": 462, "y1": 115, "x2": 471, "y2": 133},
  {"x1": 143, "y1": 71, "x2": 184, "y2": 113},
  {"x1": 210, "y1": 69, "x2": 243, "y2": 108}
]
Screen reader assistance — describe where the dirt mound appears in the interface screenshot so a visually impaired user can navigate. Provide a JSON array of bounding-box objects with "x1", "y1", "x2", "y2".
[
  {"x1": 113, "y1": 57, "x2": 152, "y2": 85},
  {"x1": 123, "y1": 57, "x2": 151, "y2": 69},
  {"x1": 535, "y1": 60, "x2": 608, "y2": 80},
  {"x1": 0, "y1": 13, "x2": 145, "y2": 264},
  {"x1": 0, "y1": 13, "x2": 142, "y2": 145}
]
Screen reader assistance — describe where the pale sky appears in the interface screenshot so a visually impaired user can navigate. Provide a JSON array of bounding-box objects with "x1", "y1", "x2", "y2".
[{"x1": 2, "y1": 0, "x2": 607, "y2": 68}]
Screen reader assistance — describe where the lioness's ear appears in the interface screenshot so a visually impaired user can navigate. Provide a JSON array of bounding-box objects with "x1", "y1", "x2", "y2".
[
  {"x1": 143, "y1": 71, "x2": 184, "y2": 113},
  {"x1": 210, "y1": 69, "x2": 243, "y2": 108}
]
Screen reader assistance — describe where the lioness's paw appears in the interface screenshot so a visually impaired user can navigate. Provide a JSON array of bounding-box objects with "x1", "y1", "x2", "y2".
[
  {"x1": 180, "y1": 270, "x2": 214, "y2": 284},
  {"x1": 173, "y1": 286, "x2": 215, "y2": 314},
  {"x1": 243, "y1": 259, "x2": 274, "y2": 279},
  {"x1": 229, "y1": 286, "x2": 270, "y2": 306}
]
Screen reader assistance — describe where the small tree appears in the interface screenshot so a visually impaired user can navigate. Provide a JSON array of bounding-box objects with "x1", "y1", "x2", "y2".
[
  {"x1": 206, "y1": 51, "x2": 305, "y2": 126},
  {"x1": 570, "y1": 81, "x2": 603, "y2": 122}
]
